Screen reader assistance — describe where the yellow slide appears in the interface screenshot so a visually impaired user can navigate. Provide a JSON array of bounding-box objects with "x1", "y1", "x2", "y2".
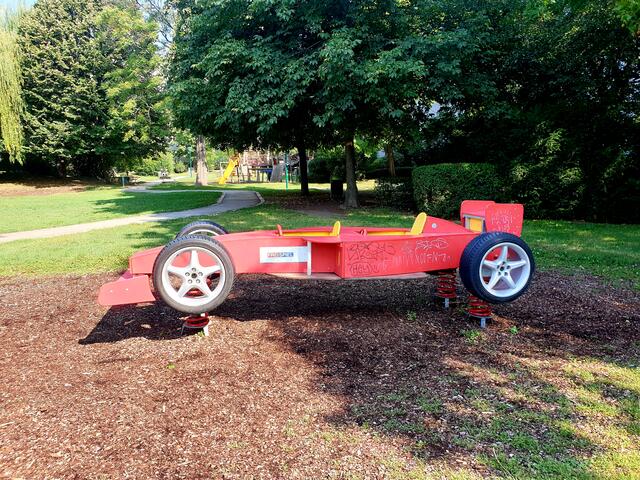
[{"x1": 218, "y1": 159, "x2": 238, "y2": 185}]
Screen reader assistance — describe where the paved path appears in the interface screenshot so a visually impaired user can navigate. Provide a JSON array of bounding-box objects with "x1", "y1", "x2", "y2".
[{"x1": 0, "y1": 186, "x2": 262, "y2": 244}]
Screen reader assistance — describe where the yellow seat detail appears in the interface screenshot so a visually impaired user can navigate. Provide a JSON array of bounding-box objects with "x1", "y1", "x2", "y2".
[
  {"x1": 409, "y1": 212, "x2": 427, "y2": 235},
  {"x1": 365, "y1": 213, "x2": 427, "y2": 236},
  {"x1": 366, "y1": 230, "x2": 409, "y2": 236},
  {"x1": 281, "y1": 221, "x2": 341, "y2": 237},
  {"x1": 464, "y1": 216, "x2": 484, "y2": 233}
]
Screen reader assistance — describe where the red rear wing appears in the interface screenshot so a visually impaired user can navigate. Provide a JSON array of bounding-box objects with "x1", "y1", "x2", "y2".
[{"x1": 460, "y1": 201, "x2": 524, "y2": 236}]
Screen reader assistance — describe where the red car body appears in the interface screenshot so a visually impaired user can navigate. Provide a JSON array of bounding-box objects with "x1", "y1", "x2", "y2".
[{"x1": 98, "y1": 200, "x2": 524, "y2": 308}]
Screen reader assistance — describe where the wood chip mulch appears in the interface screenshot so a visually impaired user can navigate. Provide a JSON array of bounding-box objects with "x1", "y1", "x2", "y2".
[{"x1": 0, "y1": 271, "x2": 638, "y2": 479}]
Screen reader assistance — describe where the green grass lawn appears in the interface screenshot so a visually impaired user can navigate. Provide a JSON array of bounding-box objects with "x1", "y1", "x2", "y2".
[
  {"x1": 0, "y1": 188, "x2": 221, "y2": 233},
  {"x1": 148, "y1": 182, "x2": 221, "y2": 190},
  {"x1": 522, "y1": 220, "x2": 640, "y2": 288},
  {"x1": 369, "y1": 354, "x2": 640, "y2": 480}
]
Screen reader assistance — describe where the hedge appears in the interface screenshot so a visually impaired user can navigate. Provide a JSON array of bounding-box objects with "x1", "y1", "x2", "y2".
[
  {"x1": 367, "y1": 166, "x2": 414, "y2": 180},
  {"x1": 412, "y1": 163, "x2": 506, "y2": 218},
  {"x1": 374, "y1": 177, "x2": 414, "y2": 210}
]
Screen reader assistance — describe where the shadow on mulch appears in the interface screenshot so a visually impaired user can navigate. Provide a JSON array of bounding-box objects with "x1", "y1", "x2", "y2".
[
  {"x1": 80, "y1": 271, "x2": 640, "y2": 476},
  {"x1": 79, "y1": 304, "x2": 196, "y2": 344},
  {"x1": 235, "y1": 272, "x2": 637, "y2": 473},
  {"x1": 224, "y1": 271, "x2": 639, "y2": 474}
]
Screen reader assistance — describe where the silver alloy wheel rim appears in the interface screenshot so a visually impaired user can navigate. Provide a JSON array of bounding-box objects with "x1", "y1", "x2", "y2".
[
  {"x1": 478, "y1": 242, "x2": 531, "y2": 298},
  {"x1": 161, "y1": 246, "x2": 225, "y2": 308}
]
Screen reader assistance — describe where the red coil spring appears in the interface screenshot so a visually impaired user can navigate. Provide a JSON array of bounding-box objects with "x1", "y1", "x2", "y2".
[
  {"x1": 467, "y1": 295, "x2": 492, "y2": 318},
  {"x1": 183, "y1": 314, "x2": 210, "y2": 329},
  {"x1": 435, "y1": 270, "x2": 457, "y2": 299}
]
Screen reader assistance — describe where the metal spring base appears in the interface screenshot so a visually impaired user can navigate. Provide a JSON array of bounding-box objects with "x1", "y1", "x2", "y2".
[
  {"x1": 181, "y1": 313, "x2": 210, "y2": 336},
  {"x1": 467, "y1": 295, "x2": 493, "y2": 328},
  {"x1": 434, "y1": 270, "x2": 458, "y2": 309}
]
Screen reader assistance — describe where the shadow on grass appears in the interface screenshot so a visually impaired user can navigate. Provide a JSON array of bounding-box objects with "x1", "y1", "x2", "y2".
[{"x1": 90, "y1": 190, "x2": 220, "y2": 217}]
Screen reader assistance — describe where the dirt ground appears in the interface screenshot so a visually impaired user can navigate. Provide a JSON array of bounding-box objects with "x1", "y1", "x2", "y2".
[
  {"x1": 0, "y1": 178, "x2": 102, "y2": 197},
  {"x1": 0, "y1": 271, "x2": 638, "y2": 479}
]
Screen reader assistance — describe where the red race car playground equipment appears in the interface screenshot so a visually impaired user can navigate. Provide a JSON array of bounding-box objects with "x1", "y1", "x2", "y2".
[{"x1": 98, "y1": 200, "x2": 534, "y2": 328}]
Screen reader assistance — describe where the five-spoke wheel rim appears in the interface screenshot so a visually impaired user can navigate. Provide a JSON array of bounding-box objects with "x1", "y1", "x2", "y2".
[
  {"x1": 161, "y1": 246, "x2": 226, "y2": 308},
  {"x1": 479, "y1": 242, "x2": 531, "y2": 298}
]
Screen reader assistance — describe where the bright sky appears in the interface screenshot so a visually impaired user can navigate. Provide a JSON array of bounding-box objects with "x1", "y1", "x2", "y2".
[{"x1": 0, "y1": 0, "x2": 35, "y2": 10}]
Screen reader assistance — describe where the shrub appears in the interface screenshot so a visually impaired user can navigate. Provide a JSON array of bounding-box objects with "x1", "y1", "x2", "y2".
[
  {"x1": 133, "y1": 157, "x2": 161, "y2": 175},
  {"x1": 207, "y1": 149, "x2": 228, "y2": 170},
  {"x1": 308, "y1": 148, "x2": 345, "y2": 182},
  {"x1": 509, "y1": 160, "x2": 583, "y2": 220},
  {"x1": 308, "y1": 156, "x2": 332, "y2": 183},
  {"x1": 374, "y1": 177, "x2": 414, "y2": 210},
  {"x1": 133, "y1": 152, "x2": 175, "y2": 176},
  {"x1": 412, "y1": 163, "x2": 506, "y2": 218},
  {"x1": 506, "y1": 128, "x2": 584, "y2": 220},
  {"x1": 174, "y1": 161, "x2": 187, "y2": 174}
]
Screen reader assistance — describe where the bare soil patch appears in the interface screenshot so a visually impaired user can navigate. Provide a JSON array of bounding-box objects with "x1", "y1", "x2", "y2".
[
  {"x1": 0, "y1": 271, "x2": 638, "y2": 478},
  {"x1": 0, "y1": 178, "x2": 102, "y2": 197}
]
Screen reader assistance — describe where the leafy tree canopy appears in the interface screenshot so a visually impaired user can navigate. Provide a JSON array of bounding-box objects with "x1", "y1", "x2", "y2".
[
  {"x1": 0, "y1": 7, "x2": 24, "y2": 163},
  {"x1": 413, "y1": 0, "x2": 639, "y2": 222},
  {"x1": 170, "y1": 0, "x2": 436, "y2": 205},
  {"x1": 18, "y1": 0, "x2": 169, "y2": 177}
]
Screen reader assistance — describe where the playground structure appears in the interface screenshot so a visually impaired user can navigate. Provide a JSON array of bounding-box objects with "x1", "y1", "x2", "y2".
[
  {"x1": 98, "y1": 201, "x2": 535, "y2": 332},
  {"x1": 217, "y1": 149, "x2": 299, "y2": 185}
]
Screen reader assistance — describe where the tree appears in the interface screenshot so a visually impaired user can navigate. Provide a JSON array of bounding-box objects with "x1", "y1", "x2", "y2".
[
  {"x1": 195, "y1": 135, "x2": 208, "y2": 185},
  {"x1": 313, "y1": 1, "x2": 429, "y2": 206},
  {"x1": 96, "y1": 4, "x2": 171, "y2": 172},
  {"x1": 0, "y1": 7, "x2": 24, "y2": 163},
  {"x1": 134, "y1": 0, "x2": 175, "y2": 51},
  {"x1": 411, "y1": 0, "x2": 639, "y2": 222},
  {"x1": 571, "y1": 0, "x2": 640, "y2": 35},
  {"x1": 170, "y1": 0, "x2": 331, "y2": 197},
  {"x1": 170, "y1": 0, "x2": 427, "y2": 206},
  {"x1": 19, "y1": 0, "x2": 169, "y2": 177},
  {"x1": 19, "y1": 0, "x2": 108, "y2": 176}
]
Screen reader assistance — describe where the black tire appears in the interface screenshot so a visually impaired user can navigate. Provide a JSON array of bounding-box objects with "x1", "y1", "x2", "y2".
[
  {"x1": 459, "y1": 232, "x2": 535, "y2": 304},
  {"x1": 175, "y1": 220, "x2": 228, "y2": 239},
  {"x1": 152, "y1": 235, "x2": 235, "y2": 314}
]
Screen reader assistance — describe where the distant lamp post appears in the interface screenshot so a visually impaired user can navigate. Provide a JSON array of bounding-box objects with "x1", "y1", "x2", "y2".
[
  {"x1": 284, "y1": 152, "x2": 289, "y2": 191},
  {"x1": 187, "y1": 146, "x2": 194, "y2": 177}
]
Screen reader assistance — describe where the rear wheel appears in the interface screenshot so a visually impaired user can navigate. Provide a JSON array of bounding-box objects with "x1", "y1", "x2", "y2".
[
  {"x1": 459, "y1": 232, "x2": 535, "y2": 304},
  {"x1": 152, "y1": 235, "x2": 235, "y2": 314},
  {"x1": 175, "y1": 220, "x2": 228, "y2": 239}
]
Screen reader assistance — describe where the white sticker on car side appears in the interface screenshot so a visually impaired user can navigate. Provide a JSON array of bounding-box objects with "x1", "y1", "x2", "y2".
[{"x1": 259, "y1": 246, "x2": 309, "y2": 263}]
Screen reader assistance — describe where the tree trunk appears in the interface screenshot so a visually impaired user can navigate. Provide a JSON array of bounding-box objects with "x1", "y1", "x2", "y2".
[
  {"x1": 297, "y1": 140, "x2": 310, "y2": 196},
  {"x1": 56, "y1": 159, "x2": 67, "y2": 178},
  {"x1": 344, "y1": 138, "x2": 360, "y2": 208},
  {"x1": 195, "y1": 135, "x2": 208, "y2": 186},
  {"x1": 384, "y1": 144, "x2": 396, "y2": 177}
]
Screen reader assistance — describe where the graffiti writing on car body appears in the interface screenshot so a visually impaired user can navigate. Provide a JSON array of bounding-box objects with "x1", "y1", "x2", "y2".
[{"x1": 346, "y1": 238, "x2": 453, "y2": 276}]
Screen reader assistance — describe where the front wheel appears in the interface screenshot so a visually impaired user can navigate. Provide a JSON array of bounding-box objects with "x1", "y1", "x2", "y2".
[
  {"x1": 152, "y1": 235, "x2": 235, "y2": 314},
  {"x1": 175, "y1": 220, "x2": 228, "y2": 239},
  {"x1": 459, "y1": 232, "x2": 535, "y2": 304}
]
